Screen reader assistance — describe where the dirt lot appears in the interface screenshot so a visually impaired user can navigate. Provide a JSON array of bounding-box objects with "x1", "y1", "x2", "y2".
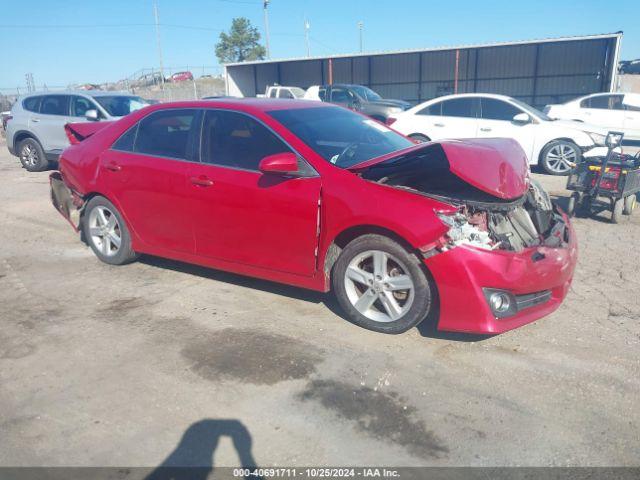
[{"x1": 0, "y1": 139, "x2": 638, "y2": 468}]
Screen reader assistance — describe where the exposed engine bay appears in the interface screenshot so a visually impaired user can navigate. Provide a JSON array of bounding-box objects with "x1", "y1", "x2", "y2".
[
  {"x1": 435, "y1": 180, "x2": 568, "y2": 252},
  {"x1": 359, "y1": 141, "x2": 569, "y2": 252}
]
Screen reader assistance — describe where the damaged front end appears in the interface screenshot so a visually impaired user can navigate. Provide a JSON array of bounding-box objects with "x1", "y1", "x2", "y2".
[
  {"x1": 50, "y1": 172, "x2": 84, "y2": 231},
  {"x1": 357, "y1": 139, "x2": 577, "y2": 333},
  {"x1": 435, "y1": 179, "x2": 569, "y2": 253}
]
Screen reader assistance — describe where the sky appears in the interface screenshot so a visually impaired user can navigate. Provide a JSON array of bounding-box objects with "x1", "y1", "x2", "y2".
[{"x1": 0, "y1": 0, "x2": 639, "y2": 89}]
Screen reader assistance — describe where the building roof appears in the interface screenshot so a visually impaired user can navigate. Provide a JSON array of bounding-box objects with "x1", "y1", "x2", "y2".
[{"x1": 224, "y1": 32, "x2": 623, "y2": 67}]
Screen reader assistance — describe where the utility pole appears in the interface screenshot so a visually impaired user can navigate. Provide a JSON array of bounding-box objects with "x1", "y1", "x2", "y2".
[
  {"x1": 263, "y1": 0, "x2": 271, "y2": 59},
  {"x1": 358, "y1": 21, "x2": 364, "y2": 53},
  {"x1": 304, "y1": 18, "x2": 310, "y2": 57},
  {"x1": 153, "y1": 0, "x2": 165, "y2": 90}
]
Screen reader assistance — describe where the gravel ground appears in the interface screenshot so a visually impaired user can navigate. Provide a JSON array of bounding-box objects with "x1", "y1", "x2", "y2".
[{"x1": 0, "y1": 140, "x2": 638, "y2": 468}]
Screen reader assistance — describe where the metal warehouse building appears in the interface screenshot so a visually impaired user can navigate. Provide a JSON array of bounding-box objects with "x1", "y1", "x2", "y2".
[{"x1": 224, "y1": 32, "x2": 622, "y2": 108}]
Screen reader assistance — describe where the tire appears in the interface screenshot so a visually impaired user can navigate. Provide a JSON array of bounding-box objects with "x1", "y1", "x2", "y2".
[
  {"x1": 82, "y1": 196, "x2": 139, "y2": 265},
  {"x1": 540, "y1": 140, "x2": 581, "y2": 176},
  {"x1": 409, "y1": 133, "x2": 430, "y2": 144},
  {"x1": 566, "y1": 192, "x2": 580, "y2": 217},
  {"x1": 611, "y1": 198, "x2": 624, "y2": 224},
  {"x1": 18, "y1": 137, "x2": 49, "y2": 172},
  {"x1": 332, "y1": 234, "x2": 432, "y2": 334},
  {"x1": 623, "y1": 194, "x2": 636, "y2": 215}
]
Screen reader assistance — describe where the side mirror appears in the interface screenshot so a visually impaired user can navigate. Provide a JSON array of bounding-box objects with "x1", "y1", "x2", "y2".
[
  {"x1": 512, "y1": 112, "x2": 531, "y2": 124},
  {"x1": 622, "y1": 94, "x2": 640, "y2": 109},
  {"x1": 85, "y1": 109, "x2": 99, "y2": 121},
  {"x1": 259, "y1": 152, "x2": 299, "y2": 176}
]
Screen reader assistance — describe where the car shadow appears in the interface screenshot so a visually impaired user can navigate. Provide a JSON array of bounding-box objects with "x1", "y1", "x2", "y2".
[
  {"x1": 145, "y1": 419, "x2": 261, "y2": 480},
  {"x1": 140, "y1": 256, "x2": 492, "y2": 343}
]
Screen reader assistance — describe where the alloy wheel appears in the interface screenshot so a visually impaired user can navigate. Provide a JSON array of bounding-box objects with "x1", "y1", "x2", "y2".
[
  {"x1": 344, "y1": 250, "x2": 415, "y2": 323},
  {"x1": 88, "y1": 206, "x2": 122, "y2": 257},
  {"x1": 545, "y1": 144, "x2": 576, "y2": 174},
  {"x1": 20, "y1": 144, "x2": 38, "y2": 168}
]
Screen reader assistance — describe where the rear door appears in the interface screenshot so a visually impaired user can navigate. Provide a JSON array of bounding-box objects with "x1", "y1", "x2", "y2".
[
  {"x1": 477, "y1": 97, "x2": 536, "y2": 161},
  {"x1": 579, "y1": 94, "x2": 625, "y2": 131},
  {"x1": 30, "y1": 95, "x2": 71, "y2": 152},
  {"x1": 100, "y1": 108, "x2": 199, "y2": 253},
  {"x1": 415, "y1": 97, "x2": 479, "y2": 140},
  {"x1": 186, "y1": 109, "x2": 321, "y2": 276}
]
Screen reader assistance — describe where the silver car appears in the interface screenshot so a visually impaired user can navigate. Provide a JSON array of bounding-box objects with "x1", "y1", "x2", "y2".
[{"x1": 5, "y1": 91, "x2": 149, "y2": 171}]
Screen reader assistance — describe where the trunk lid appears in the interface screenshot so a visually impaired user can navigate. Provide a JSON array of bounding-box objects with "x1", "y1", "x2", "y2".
[
  {"x1": 64, "y1": 121, "x2": 114, "y2": 144},
  {"x1": 350, "y1": 138, "x2": 530, "y2": 200}
]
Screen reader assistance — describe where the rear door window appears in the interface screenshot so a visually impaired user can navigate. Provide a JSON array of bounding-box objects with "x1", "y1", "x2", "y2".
[
  {"x1": 40, "y1": 95, "x2": 70, "y2": 116},
  {"x1": 279, "y1": 89, "x2": 294, "y2": 99},
  {"x1": 480, "y1": 98, "x2": 522, "y2": 121},
  {"x1": 134, "y1": 109, "x2": 199, "y2": 160},
  {"x1": 201, "y1": 110, "x2": 291, "y2": 171},
  {"x1": 23, "y1": 96, "x2": 43, "y2": 113},
  {"x1": 440, "y1": 98, "x2": 477, "y2": 118},
  {"x1": 269, "y1": 89, "x2": 278, "y2": 98}
]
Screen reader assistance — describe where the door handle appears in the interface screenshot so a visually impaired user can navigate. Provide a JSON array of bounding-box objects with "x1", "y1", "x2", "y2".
[
  {"x1": 480, "y1": 127, "x2": 492, "y2": 132},
  {"x1": 190, "y1": 175, "x2": 214, "y2": 187},
  {"x1": 434, "y1": 123, "x2": 445, "y2": 127},
  {"x1": 105, "y1": 162, "x2": 121, "y2": 172},
  {"x1": 31, "y1": 118, "x2": 40, "y2": 123}
]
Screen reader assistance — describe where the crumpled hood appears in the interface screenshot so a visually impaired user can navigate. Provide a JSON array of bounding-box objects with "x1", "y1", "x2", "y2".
[{"x1": 350, "y1": 138, "x2": 530, "y2": 200}]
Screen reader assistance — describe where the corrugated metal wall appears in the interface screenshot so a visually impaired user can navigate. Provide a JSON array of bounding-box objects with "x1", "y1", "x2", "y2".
[{"x1": 227, "y1": 36, "x2": 619, "y2": 108}]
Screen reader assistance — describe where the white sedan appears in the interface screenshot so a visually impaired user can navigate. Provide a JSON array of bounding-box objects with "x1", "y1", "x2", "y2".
[
  {"x1": 545, "y1": 93, "x2": 640, "y2": 143},
  {"x1": 387, "y1": 93, "x2": 607, "y2": 175}
]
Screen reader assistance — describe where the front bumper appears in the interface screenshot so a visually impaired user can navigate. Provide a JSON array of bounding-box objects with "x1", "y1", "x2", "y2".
[{"x1": 425, "y1": 212, "x2": 578, "y2": 334}]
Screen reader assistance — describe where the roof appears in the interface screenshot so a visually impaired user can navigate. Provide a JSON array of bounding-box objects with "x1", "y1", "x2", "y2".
[
  {"x1": 140, "y1": 98, "x2": 333, "y2": 113},
  {"x1": 224, "y1": 32, "x2": 623, "y2": 67},
  {"x1": 20, "y1": 90, "x2": 139, "y2": 97}
]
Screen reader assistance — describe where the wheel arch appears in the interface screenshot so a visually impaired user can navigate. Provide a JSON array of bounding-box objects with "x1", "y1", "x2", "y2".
[
  {"x1": 12, "y1": 130, "x2": 43, "y2": 150},
  {"x1": 537, "y1": 137, "x2": 582, "y2": 164},
  {"x1": 77, "y1": 191, "x2": 138, "y2": 246},
  {"x1": 322, "y1": 224, "x2": 428, "y2": 289}
]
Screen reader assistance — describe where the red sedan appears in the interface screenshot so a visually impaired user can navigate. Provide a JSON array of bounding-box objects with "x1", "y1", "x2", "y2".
[{"x1": 50, "y1": 99, "x2": 577, "y2": 335}]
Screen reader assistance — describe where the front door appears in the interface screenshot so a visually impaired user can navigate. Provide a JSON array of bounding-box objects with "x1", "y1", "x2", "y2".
[
  {"x1": 187, "y1": 109, "x2": 321, "y2": 276},
  {"x1": 477, "y1": 97, "x2": 536, "y2": 161}
]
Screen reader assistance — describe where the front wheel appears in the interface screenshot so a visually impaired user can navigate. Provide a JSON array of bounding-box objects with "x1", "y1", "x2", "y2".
[
  {"x1": 82, "y1": 196, "x2": 139, "y2": 265},
  {"x1": 540, "y1": 140, "x2": 581, "y2": 176},
  {"x1": 332, "y1": 234, "x2": 433, "y2": 334},
  {"x1": 611, "y1": 198, "x2": 624, "y2": 224}
]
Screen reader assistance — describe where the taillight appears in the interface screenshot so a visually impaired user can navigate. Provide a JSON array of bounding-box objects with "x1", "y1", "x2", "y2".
[{"x1": 385, "y1": 117, "x2": 397, "y2": 126}]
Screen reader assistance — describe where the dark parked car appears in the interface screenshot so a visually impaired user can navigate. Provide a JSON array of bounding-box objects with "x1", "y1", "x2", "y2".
[{"x1": 305, "y1": 84, "x2": 411, "y2": 122}]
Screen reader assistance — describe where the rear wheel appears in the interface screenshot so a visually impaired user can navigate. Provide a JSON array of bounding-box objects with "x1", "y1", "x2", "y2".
[
  {"x1": 408, "y1": 133, "x2": 430, "y2": 144},
  {"x1": 332, "y1": 234, "x2": 432, "y2": 334},
  {"x1": 82, "y1": 196, "x2": 139, "y2": 265},
  {"x1": 540, "y1": 140, "x2": 580, "y2": 176},
  {"x1": 611, "y1": 198, "x2": 624, "y2": 224},
  {"x1": 18, "y1": 138, "x2": 49, "y2": 172},
  {"x1": 623, "y1": 194, "x2": 636, "y2": 215}
]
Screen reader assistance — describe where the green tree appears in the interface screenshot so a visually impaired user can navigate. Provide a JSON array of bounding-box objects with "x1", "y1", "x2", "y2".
[{"x1": 215, "y1": 18, "x2": 266, "y2": 64}]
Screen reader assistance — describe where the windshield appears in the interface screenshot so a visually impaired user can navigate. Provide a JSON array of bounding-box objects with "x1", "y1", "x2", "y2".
[
  {"x1": 351, "y1": 86, "x2": 382, "y2": 102},
  {"x1": 509, "y1": 98, "x2": 551, "y2": 121},
  {"x1": 94, "y1": 96, "x2": 149, "y2": 117},
  {"x1": 268, "y1": 107, "x2": 413, "y2": 168}
]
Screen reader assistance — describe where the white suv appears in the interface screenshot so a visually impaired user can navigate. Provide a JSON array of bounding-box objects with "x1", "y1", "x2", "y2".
[
  {"x1": 5, "y1": 91, "x2": 148, "y2": 171},
  {"x1": 388, "y1": 93, "x2": 607, "y2": 175}
]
